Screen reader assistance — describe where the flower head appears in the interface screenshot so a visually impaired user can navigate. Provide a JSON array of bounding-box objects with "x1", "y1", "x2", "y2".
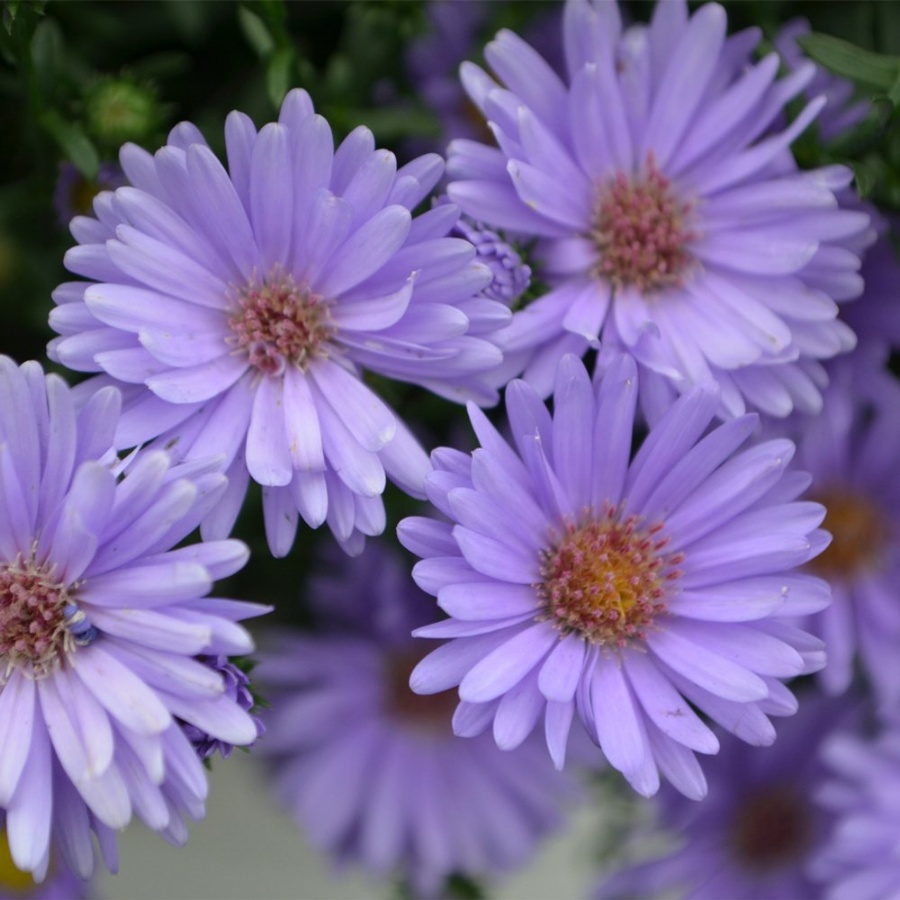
[
  {"x1": 181, "y1": 656, "x2": 264, "y2": 761},
  {"x1": 257, "y1": 542, "x2": 576, "y2": 894},
  {"x1": 448, "y1": 207, "x2": 532, "y2": 308},
  {"x1": 400, "y1": 354, "x2": 830, "y2": 798},
  {"x1": 773, "y1": 349, "x2": 900, "y2": 704},
  {"x1": 49, "y1": 88, "x2": 510, "y2": 556},
  {"x1": 594, "y1": 693, "x2": 861, "y2": 899},
  {"x1": 53, "y1": 162, "x2": 126, "y2": 228},
  {"x1": 838, "y1": 221, "x2": 900, "y2": 353},
  {"x1": 812, "y1": 716, "x2": 900, "y2": 899},
  {"x1": 0, "y1": 356, "x2": 267, "y2": 880},
  {"x1": 447, "y1": 0, "x2": 869, "y2": 417}
]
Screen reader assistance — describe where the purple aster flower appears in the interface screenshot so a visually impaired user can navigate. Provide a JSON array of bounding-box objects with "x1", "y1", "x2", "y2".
[
  {"x1": 774, "y1": 19, "x2": 870, "y2": 144},
  {"x1": 0, "y1": 356, "x2": 267, "y2": 880},
  {"x1": 839, "y1": 220, "x2": 900, "y2": 352},
  {"x1": 449, "y1": 206, "x2": 532, "y2": 307},
  {"x1": 407, "y1": 2, "x2": 564, "y2": 154},
  {"x1": 181, "y1": 655, "x2": 264, "y2": 761},
  {"x1": 773, "y1": 349, "x2": 900, "y2": 705},
  {"x1": 594, "y1": 693, "x2": 861, "y2": 899},
  {"x1": 53, "y1": 162, "x2": 126, "y2": 229},
  {"x1": 49, "y1": 88, "x2": 510, "y2": 557},
  {"x1": 406, "y1": 0, "x2": 493, "y2": 149},
  {"x1": 811, "y1": 717, "x2": 900, "y2": 899},
  {"x1": 399, "y1": 353, "x2": 830, "y2": 799},
  {"x1": 447, "y1": 0, "x2": 870, "y2": 417},
  {"x1": 257, "y1": 542, "x2": 577, "y2": 895}
]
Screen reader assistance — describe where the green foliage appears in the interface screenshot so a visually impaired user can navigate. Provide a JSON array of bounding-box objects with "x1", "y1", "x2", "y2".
[
  {"x1": 798, "y1": 32, "x2": 900, "y2": 100},
  {"x1": 40, "y1": 107, "x2": 98, "y2": 177}
]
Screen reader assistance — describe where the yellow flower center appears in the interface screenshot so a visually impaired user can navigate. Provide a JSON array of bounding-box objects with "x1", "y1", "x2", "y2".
[
  {"x1": 538, "y1": 506, "x2": 680, "y2": 647},
  {"x1": 810, "y1": 486, "x2": 890, "y2": 579}
]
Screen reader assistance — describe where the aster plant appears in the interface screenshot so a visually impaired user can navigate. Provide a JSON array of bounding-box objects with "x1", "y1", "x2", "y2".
[
  {"x1": 49, "y1": 88, "x2": 511, "y2": 557},
  {"x1": 594, "y1": 693, "x2": 861, "y2": 899},
  {"x1": 446, "y1": 0, "x2": 870, "y2": 418},
  {"x1": 0, "y1": 356, "x2": 266, "y2": 882},
  {"x1": 400, "y1": 354, "x2": 830, "y2": 799},
  {"x1": 811, "y1": 717, "x2": 900, "y2": 899},
  {"x1": 257, "y1": 542, "x2": 576, "y2": 895},
  {"x1": 775, "y1": 350, "x2": 900, "y2": 704}
]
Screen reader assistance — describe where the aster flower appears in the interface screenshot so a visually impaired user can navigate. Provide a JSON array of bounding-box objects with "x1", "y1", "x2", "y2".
[
  {"x1": 811, "y1": 717, "x2": 900, "y2": 899},
  {"x1": 838, "y1": 222, "x2": 900, "y2": 352},
  {"x1": 0, "y1": 356, "x2": 267, "y2": 880},
  {"x1": 257, "y1": 542, "x2": 576, "y2": 895},
  {"x1": 181, "y1": 656, "x2": 264, "y2": 762},
  {"x1": 399, "y1": 354, "x2": 830, "y2": 799},
  {"x1": 446, "y1": 204, "x2": 532, "y2": 308},
  {"x1": 447, "y1": 0, "x2": 870, "y2": 417},
  {"x1": 49, "y1": 88, "x2": 510, "y2": 556},
  {"x1": 406, "y1": 1, "x2": 564, "y2": 153},
  {"x1": 774, "y1": 349, "x2": 900, "y2": 704},
  {"x1": 594, "y1": 693, "x2": 861, "y2": 899},
  {"x1": 406, "y1": 0, "x2": 492, "y2": 149},
  {"x1": 53, "y1": 162, "x2": 126, "y2": 228}
]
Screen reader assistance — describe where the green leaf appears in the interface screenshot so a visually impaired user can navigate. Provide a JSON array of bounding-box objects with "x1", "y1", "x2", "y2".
[
  {"x1": 29, "y1": 17, "x2": 63, "y2": 98},
  {"x1": 331, "y1": 105, "x2": 440, "y2": 143},
  {"x1": 41, "y1": 109, "x2": 99, "y2": 179},
  {"x1": 849, "y1": 158, "x2": 880, "y2": 199},
  {"x1": 237, "y1": 4, "x2": 274, "y2": 59},
  {"x1": 265, "y1": 45, "x2": 294, "y2": 110},
  {"x1": 798, "y1": 32, "x2": 900, "y2": 92}
]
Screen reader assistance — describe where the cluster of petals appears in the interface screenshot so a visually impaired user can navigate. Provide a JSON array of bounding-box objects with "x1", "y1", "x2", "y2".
[
  {"x1": 811, "y1": 718, "x2": 900, "y2": 899},
  {"x1": 0, "y1": 357, "x2": 266, "y2": 880},
  {"x1": 595, "y1": 692, "x2": 859, "y2": 899},
  {"x1": 447, "y1": 0, "x2": 870, "y2": 419},
  {"x1": 50, "y1": 88, "x2": 511, "y2": 556},
  {"x1": 772, "y1": 350, "x2": 900, "y2": 705},
  {"x1": 399, "y1": 354, "x2": 830, "y2": 799},
  {"x1": 257, "y1": 544, "x2": 574, "y2": 894}
]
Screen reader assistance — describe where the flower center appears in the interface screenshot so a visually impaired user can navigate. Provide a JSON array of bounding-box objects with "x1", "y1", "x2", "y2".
[
  {"x1": 730, "y1": 787, "x2": 813, "y2": 871},
  {"x1": 537, "y1": 507, "x2": 680, "y2": 647},
  {"x1": 809, "y1": 486, "x2": 890, "y2": 579},
  {"x1": 591, "y1": 154, "x2": 696, "y2": 293},
  {"x1": 229, "y1": 269, "x2": 333, "y2": 376},
  {"x1": 0, "y1": 552, "x2": 97, "y2": 679},
  {"x1": 385, "y1": 649, "x2": 457, "y2": 732}
]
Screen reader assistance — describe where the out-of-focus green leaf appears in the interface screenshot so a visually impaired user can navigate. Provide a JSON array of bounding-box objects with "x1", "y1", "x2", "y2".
[
  {"x1": 238, "y1": 4, "x2": 275, "y2": 59},
  {"x1": 41, "y1": 110, "x2": 99, "y2": 179},
  {"x1": 30, "y1": 17, "x2": 63, "y2": 99},
  {"x1": 331, "y1": 105, "x2": 440, "y2": 143},
  {"x1": 266, "y1": 46, "x2": 293, "y2": 110},
  {"x1": 324, "y1": 53, "x2": 353, "y2": 100},
  {"x1": 798, "y1": 32, "x2": 900, "y2": 92},
  {"x1": 3, "y1": 1, "x2": 47, "y2": 37},
  {"x1": 827, "y1": 97, "x2": 895, "y2": 157},
  {"x1": 849, "y1": 158, "x2": 880, "y2": 200}
]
